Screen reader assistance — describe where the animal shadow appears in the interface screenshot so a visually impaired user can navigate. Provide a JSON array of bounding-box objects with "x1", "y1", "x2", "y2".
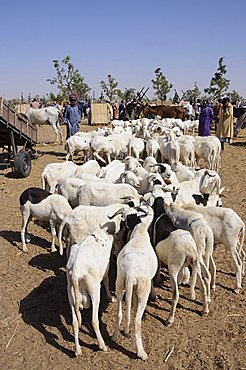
[
  {"x1": 19, "y1": 266, "x2": 129, "y2": 357},
  {"x1": 0, "y1": 230, "x2": 51, "y2": 251}
]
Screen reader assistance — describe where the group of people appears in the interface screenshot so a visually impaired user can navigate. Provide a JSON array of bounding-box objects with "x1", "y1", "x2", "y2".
[
  {"x1": 198, "y1": 97, "x2": 236, "y2": 150},
  {"x1": 31, "y1": 94, "x2": 244, "y2": 149}
]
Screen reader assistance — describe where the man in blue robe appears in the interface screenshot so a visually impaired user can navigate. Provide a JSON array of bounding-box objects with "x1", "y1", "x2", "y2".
[{"x1": 63, "y1": 93, "x2": 83, "y2": 139}]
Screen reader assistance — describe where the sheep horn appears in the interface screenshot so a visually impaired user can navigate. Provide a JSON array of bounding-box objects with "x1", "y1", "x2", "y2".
[
  {"x1": 161, "y1": 186, "x2": 173, "y2": 193},
  {"x1": 120, "y1": 195, "x2": 135, "y2": 200},
  {"x1": 107, "y1": 208, "x2": 126, "y2": 220}
]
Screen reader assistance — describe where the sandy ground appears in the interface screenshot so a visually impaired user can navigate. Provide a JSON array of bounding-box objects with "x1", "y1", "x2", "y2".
[{"x1": 0, "y1": 127, "x2": 245, "y2": 370}]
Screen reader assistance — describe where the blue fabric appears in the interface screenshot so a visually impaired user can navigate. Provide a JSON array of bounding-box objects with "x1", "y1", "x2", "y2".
[
  {"x1": 63, "y1": 103, "x2": 83, "y2": 138},
  {"x1": 198, "y1": 107, "x2": 214, "y2": 136}
]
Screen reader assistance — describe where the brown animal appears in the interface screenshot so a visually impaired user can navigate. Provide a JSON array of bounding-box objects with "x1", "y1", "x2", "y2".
[{"x1": 142, "y1": 104, "x2": 186, "y2": 121}]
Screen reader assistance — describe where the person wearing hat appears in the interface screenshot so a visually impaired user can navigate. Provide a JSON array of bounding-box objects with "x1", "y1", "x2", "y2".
[{"x1": 63, "y1": 93, "x2": 83, "y2": 139}]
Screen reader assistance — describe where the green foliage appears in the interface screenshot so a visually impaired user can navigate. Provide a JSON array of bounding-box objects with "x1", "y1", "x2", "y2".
[
  {"x1": 152, "y1": 67, "x2": 173, "y2": 101},
  {"x1": 100, "y1": 75, "x2": 119, "y2": 102},
  {"x1": 204, "y1": 57, "x2": 230, "y2": 99},
  {"x1": 182, "y1": 82, "x2": 201, "y2": 102},
  {"x1": 47, "y1": 56, "x2": 91, "y2": 100},
  {"x1": 227, "y1": 90, "x2": 244, "y2": 104},
  {"x1": 117, "y1": 87, "x2": 137, "y2": 101}
]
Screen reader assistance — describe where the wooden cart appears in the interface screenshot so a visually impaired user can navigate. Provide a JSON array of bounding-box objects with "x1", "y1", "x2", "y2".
[{"x1": 0, "y1": 97, "x2": 37, "y2": 177}]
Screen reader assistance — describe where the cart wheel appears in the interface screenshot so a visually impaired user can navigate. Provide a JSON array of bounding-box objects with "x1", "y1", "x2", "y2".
[{"x1": 14, "y1": 151, "x2": 31, "y2": 178}]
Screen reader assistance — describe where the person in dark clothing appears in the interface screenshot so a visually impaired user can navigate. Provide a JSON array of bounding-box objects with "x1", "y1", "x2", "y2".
[{"x1": 63, "y1": 93, "x2": 83, "y2": 139}]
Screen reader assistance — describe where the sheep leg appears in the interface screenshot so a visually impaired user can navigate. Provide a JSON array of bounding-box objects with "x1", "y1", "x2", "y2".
[
  {"x1": 209, "y1": 254, "x2": 216, "y2": 291},
  {"x1": 67, "y1": 276, "x2": 82, "y2": 356},
  {"x1": 196, "y1": 262, "x2": 209, "y2": 315},
  {"x1": 230, "y1": 249, "x2": 242, "y2": 293},
  {"x1": 149, "y1": 279, "x2": 157, "y2": 301},
  {"x1": 105, "y1": 152, "x2": 111, "y2": 164},
  {"x1": 65, "y1": 150, "x2": 71, "y2": 161},
  {"x1": 20, "y1": 207, "x2": 30, "y2": 252},
  {"x1": 112, "y1": 276, "x2": 124, "y2": 341},
  {"x1": 89, "y1": 284, "x2": 107, "y2": 351},
  {"x1": 166, "y1": 268, "x2": 179, "y2": 326},
  {"x1": 153, "y1": 260, "x2": 162, "y2": 286},
  {"x1": 58, "y1": 124, "x2": 63, "y2": 144},
  {"x1": 240, "y1": 248, "x2": 245, "y2": 275},
  {"x1": 93, "y1": 151, "x2": 107, "y2": 164},
  {"x1": 103, "y1": 264, "x2": 115, "y2": 302},
  {"x1": 51, "y1": 123, "x2": 60, "y2": 144},
  {"x1": 50, "y1": 220, "x2": 57, "y2": 253},
  {"x1": 125, "y1": 279, "x2": 134, "y2": 336},
  {"x1": 199, "y1": 259, "x2": 211, "y2": 302},
  {"x1": 135, "y1": 290, "x2": 150, "y2": 360}
]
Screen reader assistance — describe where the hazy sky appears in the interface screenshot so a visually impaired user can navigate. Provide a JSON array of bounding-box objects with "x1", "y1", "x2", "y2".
[{"x1": 1, "y1": 0, "x2": 245, "y2": 100}]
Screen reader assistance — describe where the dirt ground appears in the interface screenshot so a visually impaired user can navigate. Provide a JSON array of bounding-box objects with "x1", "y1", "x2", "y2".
[{"x1": 0, "y1": 127, "x2": 245, "y2": 370}]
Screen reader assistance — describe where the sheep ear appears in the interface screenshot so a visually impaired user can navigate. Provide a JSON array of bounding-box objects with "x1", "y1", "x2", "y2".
[{"x1": 172, "y1": 187, "x2": 179, "y2": 195}]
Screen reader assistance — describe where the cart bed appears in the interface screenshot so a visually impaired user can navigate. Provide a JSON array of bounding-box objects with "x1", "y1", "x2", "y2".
[{"x1": 0, "y1": 97, "x2": 37, "y2": 148}]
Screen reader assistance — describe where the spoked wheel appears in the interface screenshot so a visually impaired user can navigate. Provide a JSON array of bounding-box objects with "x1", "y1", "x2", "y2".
[{"x1": 14, "y1": 151, "x2": 31, "y2": 178}]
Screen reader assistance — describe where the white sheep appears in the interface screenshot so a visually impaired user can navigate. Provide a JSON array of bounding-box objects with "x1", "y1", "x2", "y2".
[
  {"x1": 77, "y1": 180, "x2": 142, "y2": 207},
  {"x1": 174, "y1": 169, "x2": 222, "y2": 207},
  {"x1": 19, "y1": 187, "x2": 72, "y2": 252},
  {"x1": 58, "y1": 203, "x2": 129, "y2": 255},
  {"x1": 57, "y1": 177, "x2": 86, "y2": 208},
  {"x1": 155, "y1": 229, "x2": 209, "y2": 325},
  {"x1": 41, "y1": 161, "x2": 77, "y2": 193},
  {"x1": 162, "y1": 201, "x2": 215, "y2": 301},
  {"x1": 111, "y1": 206, "x2": 158, "y2": 360},
  {"x1": 66, "y1": 228, "x2": 114, "y2": 356},
  {"x1": 74, "y1": 160, "x2": 100, "y2": 178},
  {"x1": 143, "y1": 156, "x2": 157, "y2": 172},
  {"x1": 182, "y1": 204, "x2": 245, "y2": 293},
  {"x1": 127, "y1": 136, "x2": 145, "y2": 159},
  {"x1": 65, "y1": 135, "x2": 91, "y2": 161},
  {"x1": 159, "y1": 131, "x2": 180, "y2": 165},
  {"x1": 145, "y1": 137, "x2": 160, "y2": 159},
  {"x1": 98, "y1": 160, "x2": 126, "y2": 183}
]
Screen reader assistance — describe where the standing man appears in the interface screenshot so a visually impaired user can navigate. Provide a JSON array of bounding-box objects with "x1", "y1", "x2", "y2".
[
  {"x1": 216, "y1": 97, "x2": 234, "y2": 150},
  {"x1": 63, "y1": 93, "x2": 83, "y2": 139},
  {"x1": 198, "y1": 100, "x2": 214, "y2": 136}
]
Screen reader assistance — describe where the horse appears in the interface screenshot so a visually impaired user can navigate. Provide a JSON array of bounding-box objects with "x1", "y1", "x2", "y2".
[{"x1": 25, "y1": 107, "x2": 63, "y2": 144}]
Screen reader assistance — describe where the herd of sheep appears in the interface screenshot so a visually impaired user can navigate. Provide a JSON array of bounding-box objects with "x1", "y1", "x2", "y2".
[{"x1": 19, "y1": 116, "x2": 245, "y2": 360}]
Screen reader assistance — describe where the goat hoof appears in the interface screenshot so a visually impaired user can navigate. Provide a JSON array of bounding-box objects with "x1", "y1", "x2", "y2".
[
  {"x1": 201, "y1": 309, "x2": 209, "y2": 316},
  {"x1": 22, "y1": 247, "x2": 28, "y2": 253},
  {"x1": 99, "y1": 344, "x2": 108, "y2": 352},
  {"x1": 164, "y1": 319, "x2": 173, "y2": 327},
  {"x1": 51, "y1": 247, "x2": 57, "y2": 253},
  {"x1": 234, "y1": 288, "x2": 241, "y2": 294},
  {"x1": 190, "y1": 293, "x2": 196, "y2": 300},
  {"x1": 138, "y1": 351, "x2": 148, "y2": 360},
  {"x1": 75, "y1": 347, "x2": 82, "y2": 357}
]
